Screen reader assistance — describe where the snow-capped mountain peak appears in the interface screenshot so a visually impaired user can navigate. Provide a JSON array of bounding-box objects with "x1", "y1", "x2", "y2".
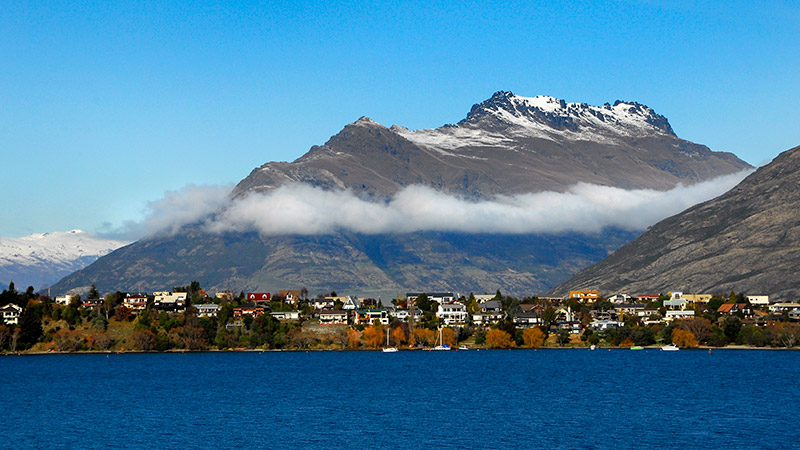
[{"x1": 0, "y1": 230, "x2": 128, "y2": 289}]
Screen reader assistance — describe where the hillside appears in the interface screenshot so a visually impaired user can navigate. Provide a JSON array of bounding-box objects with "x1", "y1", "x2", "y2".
[
  {"x1": 551, "y1": 145, "x2": 800, "y2": 301},
  {"x1": 51, "y1": 92, "x2": 751, "y2": 297}
]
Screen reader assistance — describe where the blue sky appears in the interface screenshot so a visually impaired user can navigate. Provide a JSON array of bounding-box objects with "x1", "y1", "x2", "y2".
[{"x1": 2, "y1": 1, "x2": 798, "y2": 238}]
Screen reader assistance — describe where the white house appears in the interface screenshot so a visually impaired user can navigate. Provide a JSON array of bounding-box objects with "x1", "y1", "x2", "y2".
[
  {"x1": 123, "y1": 294, "x2": 148, "y2": 310},
  {"x1": 436, "y1": 302, "x2": 467, "y2": 325},
  {"x1": 590, "y1": 319, "x2": 623, "y2": 331},
  {"x1": 55, "y1": 294, "x2": 79, "y2": 306},
  {"x1": 1, "y1": 303, "x2": 22, "y2": 325},
  {"x1": 194, "y1": 303, "x2": 219, "y2": 318},
  {"x1": 665, "y1": 310, "x2": 695, "y2": 321},
  {"x1": 769, "y1": 303, "x2": 800, "y2": 313},
  {"x1": 319, "y1": 310, "x2": 348, "y2": 325},
  {"x1": 608, "y1": 293, "x2": 632, "y2": 304},
  {"x1": 153, "y1": 291, "x2": 187, "y2": 311},
  {"x1": 270, "y1": 310, "x2": 300, "y2": 320},
  {"x1": 342, "y1": 296, "x2": 363, "y2": 311},
  {"x1": 747, "y1": 295, "x2": 770, "y2": 305}
]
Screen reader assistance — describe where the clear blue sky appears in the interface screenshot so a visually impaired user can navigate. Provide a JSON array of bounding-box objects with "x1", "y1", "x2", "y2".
[{"x1": 2, "y1": 1, "x2": 798, "y2": 238}]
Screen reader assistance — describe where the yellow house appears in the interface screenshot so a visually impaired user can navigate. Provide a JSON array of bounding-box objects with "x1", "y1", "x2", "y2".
[
  {"x1": 568, "y1": 290, "x2": 599, "y2": 302},
  {"x1": 682, "y1": 294, "x2": 712, "y2": 304}
]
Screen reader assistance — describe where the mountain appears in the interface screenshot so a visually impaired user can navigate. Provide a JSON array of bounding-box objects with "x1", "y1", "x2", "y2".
[
  {"x1": 234, "y1": 92, "x2": 748, "y2": 198},
  {"x1": 551, "y1": 145, "x2": 800, "y2": 301},
  {"x1": 51, "y1": 92, "x2": 751, "y2": 297},
  {"x1": 0, "y1": 230, "x2": 128, "y2": 291}
]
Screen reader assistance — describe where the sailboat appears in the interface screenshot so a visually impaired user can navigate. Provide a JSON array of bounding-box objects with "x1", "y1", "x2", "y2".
[
  {"x1": 431, "y1": 325, "x2": 451, "y2": 351},
  {"x1": 382, "y1": 327, "x2": 398, "y2": 353}
]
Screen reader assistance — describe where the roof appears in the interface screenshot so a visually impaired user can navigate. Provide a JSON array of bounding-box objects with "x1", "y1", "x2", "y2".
[{"x1": 717, "y1": 303, "x2": 735, "y2": 313}]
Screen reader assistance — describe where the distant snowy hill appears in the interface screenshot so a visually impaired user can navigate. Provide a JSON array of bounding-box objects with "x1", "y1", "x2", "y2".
[{"x1": 0, "y1": 230, "x2": 128, "y2": 291}]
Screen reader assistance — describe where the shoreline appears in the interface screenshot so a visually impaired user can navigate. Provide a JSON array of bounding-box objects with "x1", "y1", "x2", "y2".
[{"x1": 4, "y1": 344, "x2": 799, "y2": 356}]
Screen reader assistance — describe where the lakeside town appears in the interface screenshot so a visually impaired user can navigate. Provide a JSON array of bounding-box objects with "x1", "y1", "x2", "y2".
[{"x1": 2, "y1": 280, "x2": 800, "y2": 353}]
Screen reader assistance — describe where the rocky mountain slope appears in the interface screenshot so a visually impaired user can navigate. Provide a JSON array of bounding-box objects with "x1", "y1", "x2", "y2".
[
  {"x1": 234, "y1": 92, "x2": 748, "y2": 199},
  {"x1": 51, "y1": 92, "x2": 751, "y2": 297},
  {"x1": 0, "y1": 230, "x2": 127, "y2": 290},
  {"x1": 551, "y1": 145, "x2": 800, "y2": 301}
]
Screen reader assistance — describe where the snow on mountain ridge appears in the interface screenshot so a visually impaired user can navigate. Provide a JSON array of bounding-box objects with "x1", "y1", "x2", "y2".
[
  {"x1": 0, "y1": 230, "x2": 127, "y2": 267},
  {"x1": 394, "y1": 91, "x2": 675, "y2": 152}
]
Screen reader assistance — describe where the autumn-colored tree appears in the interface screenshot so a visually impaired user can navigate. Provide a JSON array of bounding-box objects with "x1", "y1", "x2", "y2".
[
  {"x1": 115, "y1": 306, "x2": 134, "y2": 321},
  {"x1": 776, "y1": 322, "x2": 800, "y2": 347},
  {"x1": 363, "y1": 325, "x2": 384, "y2": 348},
  {"x1": 413, "y1": 328, "x2": 435, "y2": 347},
  {"x1": 53, "y1": 329, "x2": 84, "y2": 352},
  {"x1": 678, "y1": 317, "x2": 712, "y2": 344},
  {"x1": 522, "y1": 327, "x2": 546, "y2": 348},
  {"x1": 0, "y1": 324, "x2": 9, "y2": 350},
  {"x1": 347, "y1": 329, "x2": 360, "y2": 349},
  {"x1": 619, "y1": 338, "x2": 634, "y2": 348},
  {"x1": 441, "y1": 327, "x2": 457, "y2": 347},
  {"x1": 672, "y1": 328, "x2": 699, "y2": 348},
  {"x1": 392, "y1": 326, "x2": 406, "y2": 346},
  {"x1": 486, "y1": 329, "x2": 514, "y2": 348},
  {"x1": 93, "y1": 332, "x2": 114, "y2": 350},
  {"x1": 132, "y1": 329, "x2": 157, "y2": 351}
]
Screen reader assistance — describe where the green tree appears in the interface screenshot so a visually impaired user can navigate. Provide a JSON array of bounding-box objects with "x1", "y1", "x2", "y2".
[
  {"x1": 18, "y1": 302, "x2": 43, "y2": 348},
  {"x1": 723, "y1": 316, "x2": 742, "y2": 343},
  {"x1": 87, "y1": 284, "x2": 100, "y2": 300},
  {"x1": 415, "y1": 293, "x2": 432, "y2": 313}
]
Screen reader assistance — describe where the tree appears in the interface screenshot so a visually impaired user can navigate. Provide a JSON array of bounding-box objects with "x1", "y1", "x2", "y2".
[
  {"x1": 93, "y1": 332, "x2": 114, "y2": 350},
  {"x1": 53, "y1": 330, "x2": 84, "y2": 352},
  {"x1": 347, "y1": 329, "x2": 360, "y2": 349},
  {"x1": 363, "y1": 325, "x2": 384, "y2": 348},
  {"x1": 132, "y1": 329, "x2": 157, "y2": 350},
  {"x1": 0, "y1": 324, "x2": 10, "y2": 350},
  {"x1": 18, "y1": 302, "x2": 43, "y2": 348},
  {"x1": 672, "y1": 328, "x2": 699, "y2": 348},
  {"x1": 392, "y1": 326, "x2": 406, "y2": 346},
  {"x1": 556, "y1": 330, "x2": 571, "y2": 346},
  {"x1": 723, "y1": 316, "x2": 742, "y2": 343},
  {"x1": 87, "y1": 284, "x2": 100, "y2": 300},
  {"x1": 486, "y1": 329, "x2": 514, "y2": 348},
  {"x1": 415, "y1": 293, "x2": 432, "y2": 313},
  {"x1": 441, "y1": 327, "x2": 457, "y2": 347},
  {"x1": 412, "y1": 328, "x2": 435, "y2": 347},
  {"x1": 678, "y1": 317, "x2": 712, "y2": 344},
  {"x1": 777, "y1": 322, "x2": 800, "y2": 347},
  {"x1": 522, "y1": 327, "x2": 546, "y2": 348}
]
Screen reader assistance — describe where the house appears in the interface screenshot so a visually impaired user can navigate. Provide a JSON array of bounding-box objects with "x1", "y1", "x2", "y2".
[
  {"x1": 683, "y1": 294, "x2": 712, "y2": 304},
  {"x1": 319, "y1": 310, "x2": 348, "y2": 325},
  {"x1": 472, "y1": 301, "x2": 504, "y2": 326},
  {"x1": 590, "y1": 309, "x2": 618, "y2": 321},
  {"x1": 616, "y1": 304, "x2": 647, "y2": 318},
  {"x1": 590, "y1": 319, "x2": 623, "y2": 331},
  {"x1": 608, "y1": 293, "x2": 632, "y2": 303},
  {"x1": 278, "y1": 290, "x2": 302, "y2": 305},
  {"x1": 233, "y1": 303, "x2": 265, "y2": 318},
  {"x1": 717, "y1": 303, "x2": 737, "y2": 315},
  {"x1": 664, "y1": 292, "x2": 687, "y2": 310},
  {"x1": 437, "y1": 302, "x2": 467, "y2": 325},
  {"x1": 123, "y1": 294, "x2": 148, "y2": 310},
  {"x1": 635, "y1": 294, "x2": 660, "y2": 303},
  {"x1": 555, "y1": 306, "x2": 575, "y2": 323},
  {"x1": 194, "y1": 303, "x2": 219, "y2": 318},
  {"x1": 310, "y1": 298, "x2": 335, "y2": 310},
  {"x1": 342, "y1": 296, "x2": 363, "y2": 311},
  {"x1": 568, "y1": 290, "x2": 599, "y2": 302},
  {"x1": 472, "y1": 294, "x2": 497, "y2": 303},
  {"x1": 768, "y1": 303, "x2": 800, "y2": 313},
  {"x1": 389, "y1": 308, "x2": 422, "y2": 322},
  {"x1": 665, "y1": 310, "x2": 695, "y2": 321},
  {"x1": 55, "y1": 294, "x2": 80, "y2": 306},
  {"x1": 513, "y1": 311, "x2": 542, "y2": 328},
  {"x1": 153, "y1": 291, "x2": 187, "y2": 311},
  {"x1": 747, "y1": 295, "x2": 770, "y2": 305},
  {"x1": 406, "y1": 292, "x2": 457, "y2": 304},
  {"x1": 246, "y1": 292, "x2": 272, "y2": 303},
  {"x1": 1, "y1": 303, "x2": 22, "y2": 325},
  {"x1": 355, "y1": 309, "x2": 389, "y2": 325},
  {"x1": 215, "y1": 291, "x2": 235, "y2": 302},
  {"x1": 81, "y1": 298, "x2": 104, "y2": 309},
  {"x1": 271, "y1": 310, "x2": 300, "y2": 321}
]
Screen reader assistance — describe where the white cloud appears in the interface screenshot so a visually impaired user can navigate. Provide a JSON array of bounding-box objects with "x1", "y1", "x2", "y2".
[{"x1": 118, "y1": 171, "x2": 753, "y2": 238}]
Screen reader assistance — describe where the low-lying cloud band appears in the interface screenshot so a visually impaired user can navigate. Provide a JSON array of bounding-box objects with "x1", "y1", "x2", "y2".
[{"x1": 117, "y1": 170, "x2": 752, "y2": 239}]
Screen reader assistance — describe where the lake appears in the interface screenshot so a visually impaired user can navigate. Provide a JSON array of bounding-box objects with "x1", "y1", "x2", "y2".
[{"x1": 2, "y1": 349, "x2": 798, "y2": 449}]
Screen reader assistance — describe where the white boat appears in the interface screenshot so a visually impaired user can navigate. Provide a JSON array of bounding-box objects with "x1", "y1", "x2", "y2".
[
  {"x1": 382, "y1": 327, "x2": 398, "y2": 352},
  {"x1": 590, "y1": 344, "x2": 596, "y2": 351},
  {"x1": 661, "y1": 343, "x2": 680, "y2": 351},
  {"x1": 431, "y1": 326, "x2": 451, "y2": 351},
  {"x1": 458, "y1": 345, "x2": 469, "y2": 351}
]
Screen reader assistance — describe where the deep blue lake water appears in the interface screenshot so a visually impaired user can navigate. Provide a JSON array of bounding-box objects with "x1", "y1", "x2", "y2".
[{"x1": 2, "y1": 349, "x2": 798, "y2": 449}]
